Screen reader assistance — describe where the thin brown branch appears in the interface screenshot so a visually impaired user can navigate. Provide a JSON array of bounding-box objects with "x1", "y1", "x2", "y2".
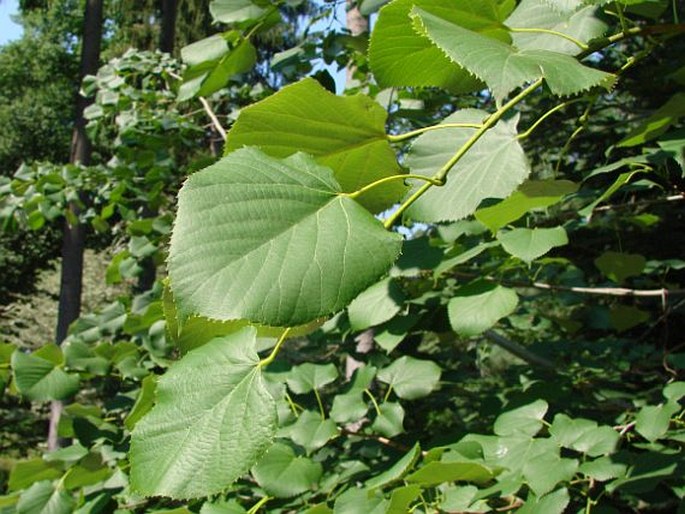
[{"x1": 199, "y1": 97, "x2": 227, "y2": 141}]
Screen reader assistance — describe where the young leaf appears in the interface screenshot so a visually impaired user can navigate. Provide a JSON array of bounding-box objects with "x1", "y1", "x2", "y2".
[
  {"x1": 369, "y1": 0, "x2": 511, "y2": 91},
  {"x1": 223, "y1": 78, "x2": 405, "y2": 212},
  {"x1": 209, "y1": 0, "x2": 265, "y2": 24},
  {"x1": 15, "y1": 480, "x2": 74, "y2": 514},
  {"x1": 634, "y1": 402, "x2": 680, "y2": 442},
  {"x1": 371, "y1": 402, "x2": 405, "y2": 437},
  {"x1": 549, "y1": 414, "x2": 619, "y2": 456},
  {"x1": 377, "y1": 356, "x2": 441, "y2": 400},
  {"x1": 517, "y1": 488, "x2": 570, "y2": 514},
  {"x1": 406, "y1": 461, "x2": 496, "y2": 486},
  {"x1": 412, "y1": 7, "x2": 615, "y2": 99},
  {"x1": 594, "y1": 251, "x2": 646, "y2": 283},
  {"x1": 286, "y1": 363, "x2": 338, "y2": 394},
  {"x1": 347, "y1": 278, "x2": 405, "y2": 331},
  {"x1": 168, "y1": 148, "x2": 402, "y2": 327},
  {"x1": 475, "y1": 180, "x2": 578, "y2": 232},
  {"x1": 506, "y1": 0, "x2": 607, "y2": 55},
  {"x1": 497, "y1": 226, "x2": 568, "y2": 263},
  {"x1": 285, "y1": 410, "x2": 339, "y2": 453},
  {"x1": 129, "y1": 327, "x2": 277, "y2": 499},
  {"x1": 494, "y1": 399, "x2": 548, "y2": 437},
  {"x1": 448, "y1": 282, "x2": 519, "y2": 336},
  {"x1": 251, "y1": 442, "x2": 323, "y2": 498},
  {"x1": 406, "y1": 110, "x2": 530, "y2": 223},
  {"x1": 366, "y1": 443, "x2": 421, "y2": 490},
  {"x1": 11, "y1": 346, "x2": 80, "y2": 401}
]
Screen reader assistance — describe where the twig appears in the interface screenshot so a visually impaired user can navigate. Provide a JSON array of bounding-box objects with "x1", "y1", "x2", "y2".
[
  {"x1": 483, "y1": 330, "x2": 556, "y2": 370},
  {"x1": 199, "y1": 97, "x2": 227, "y2": 141},
  {"x1": 339, "y1": 428, "x2": 418, "y2": 454},
  {"x1": 529, "y1": 282, "x2": 684, "y2": 299}
]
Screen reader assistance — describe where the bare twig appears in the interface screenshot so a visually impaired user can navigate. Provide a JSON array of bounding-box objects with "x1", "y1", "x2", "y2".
[{"x1": 199, "y1": 96, "x2": 227, "y2": 141}]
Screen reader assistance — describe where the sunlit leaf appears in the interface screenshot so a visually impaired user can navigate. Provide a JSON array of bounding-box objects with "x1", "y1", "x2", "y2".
[{"x1": 130, "y1": 327, "x2": 277, "y2": 499}]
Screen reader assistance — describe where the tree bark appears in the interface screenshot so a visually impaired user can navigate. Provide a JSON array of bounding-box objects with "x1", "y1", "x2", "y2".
[
  {"x1": 48, "y1": 0, "x2": 103, "y2": 452},
  {"x1": 159, "y1": 0, "x2": 178, "y2": 54},
  {"x1": 344, "y1": 0, "x2": 368, "y2": 85}
]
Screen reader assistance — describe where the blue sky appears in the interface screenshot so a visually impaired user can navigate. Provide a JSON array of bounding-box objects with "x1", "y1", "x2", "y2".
[{"x1": 0, "y1": 0, "x2": 22, "y2": 45}]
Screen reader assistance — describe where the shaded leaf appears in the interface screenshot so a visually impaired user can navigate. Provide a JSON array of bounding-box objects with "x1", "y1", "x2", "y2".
[
  {"x1": 11, "y1": 346, "x2": 80, "y2": 401},
  {"x1": 286, "y1": 363, "x2": 338, "y2": 394},
  {"x1": 497, "y1": 226, "x2": 568, "y2": 263},
  {"x1": 448, "y1": 282, "x2": 518, "y2": 336},
  {"x1": 406, "y1": 461, "x2": 496, "y2": 486},
  {"x1": 494, "y1": 399, "x2": 548, "y2": 437},
  {"x1": 286, "y1": 410, "x2": 338, "y2": 453},
  {"x1": 377, "y1": 356, "x2": 441, "y2": 400},
  {"x1": 595, "y1": 251, "x2": 646, "y2": 283},
  {"x1": 348, "y1": 278, "x2": 405, "y2": 331},
  {"x1": 371, "y1": 402, "x2": 405, "y2": 438},
  {"x1": 366, "y1": 443, "x2": 421, "y2": 490},
  {"x1": 251, "y1": 443, "x2": 322, "y2": 498}
]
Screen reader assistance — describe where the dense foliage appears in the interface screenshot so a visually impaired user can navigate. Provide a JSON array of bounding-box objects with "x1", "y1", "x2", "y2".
[{"x1": 1, "y1": 0, "x2": 685, "y2": 513}]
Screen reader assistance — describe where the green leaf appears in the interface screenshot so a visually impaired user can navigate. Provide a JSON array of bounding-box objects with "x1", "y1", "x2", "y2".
[
  {"x1": 517, "y1": 488, "x2": 570, "y2": 514},
  {"x1": 285, "y1": 410, "x2": 339, "y2": 453},
  {"x1": 374, "y1": 314, "x2": 419, "y2": 353},
  {"x1": 494, "y1": 399, "x2": 548, "y2": 436},
  {"x1": 251, "y1": 443, "x2": 323, "y2": 498},
  {"x1": 664, "y1": 382, "x2": 685, "y2": 402},
  {"x1": 497, "y1": 226, "x2": 568, "y2": 263},
  {"x1": 371, "y1": 402, "x2": 405, "y2": 437},
  {"x1": 579, "y1": 456, "x2": 628, "y2": 482},
  {"x1": 385, "y1": 485, "x2": 421, "y2": 514},
  {"x1": 522, "y1": 451, "x2": 578, "y2": 496},
  {"x1": 124, "y1": 374, "x2": 157, "y2": 430},
  {"x1": 168, "y1": 148, "x2": 402, "y2": 327},
  {"x1": 11, "y1": 346, "x2": 80, "y2": 401},
  {"x1": 635, "y1": 401, "x2": 681, "y2": 442},
  {"x1": 348, "y1": 278, "x2": 405, "y2": 331},
  {"x1": 209, "y1": 0, "x2": 265, "y2": 24},
  {"x1": 178, "y1": 35, "x2": 256, "y2": 101},
  {"x1": 129, "y1": 327, "x2": 277, "y2": 499},
  {"x1": 618, "y1": 93, "x2": 685, "y2": 147},
  {"x1": 369, "y1": 0, "x2": 511, "y2": 92},
  {"x1": 330, "y1": 393, "x2": 369, "y2": 424},
  {"x1": 407, "y1": 461, "x2": 496, "y2": 486},
  {"x1": 506, "y1": 0, "x2": 607, "y2": 55},
  {"x1": 377, "y1": 356, "x2": 441, "y2": 400},
  {"x1": 200, "y1": 499, "x2": 247, "y2": 514},
  {"x1": 333, "y1": 488, "x2": 386, "y2": 514},
  {"x1": 16, "y1": 481, "x2": 74, "y2": 514},
  {"x1": 594, "y1": 251, "x2": 646, "y2": 283},
  {"x1": 412, "y1": 7, "x2": 615, "y2": 99},
  {"x1": 63, "y1": 341, "x2": 110, "y2": 375},
  {"x1": 475, "y1": 180, "x2": 578, "y2": 232},
  {"x1": 366, "y1": 443, "x2": 421, "y2": 490},
  {"x1": 609, "y1": 305, "x2": 650, "y2": 332},
  {"x1": 286, "y1": 363, "x2": 338, "y2": 394},
  {"x1": 549, "y1": 414, "x2": 619, "y2": 456},
  {"x1": 448, "y1": 282, "x2": 518, "y2": 336},
  {"x1": 62, "y1": 453, "x2": 112, "y2": 490},
  {"x1": 224, "y1": 78, "x2": 405, "y2": 212},
  {"x1": 8, "y1": 459, "x2": 63, "y2": 492},
  {"x1": 406, "y1": 110, "x2": 530, "y2": 223}
]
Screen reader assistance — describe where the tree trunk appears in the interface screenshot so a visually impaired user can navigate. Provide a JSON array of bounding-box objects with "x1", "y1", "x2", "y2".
[
  {"x1": 48, "y1": 0, "x2": 103, "y2": 452},
  {"x1": 133, "y1": 0, "x2": 179, "y2": 294},
  {"x1": 345, "y1": 0, "x2": 368, "y2": 85},
  {"x1": 159, "y1": 0, "x2": 178, "y2": 54}
]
